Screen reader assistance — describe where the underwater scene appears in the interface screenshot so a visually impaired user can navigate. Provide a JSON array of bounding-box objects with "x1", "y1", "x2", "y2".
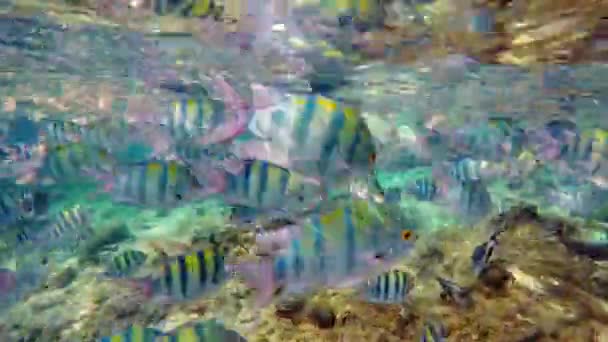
[{"x1": 0, "y1": 0, "x2": 607, "y2": 341}]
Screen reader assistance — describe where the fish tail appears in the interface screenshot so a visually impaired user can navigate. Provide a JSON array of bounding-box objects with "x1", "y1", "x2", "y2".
[{"x1": 230, "y1": 258, "x2": 277, "y2": 308}]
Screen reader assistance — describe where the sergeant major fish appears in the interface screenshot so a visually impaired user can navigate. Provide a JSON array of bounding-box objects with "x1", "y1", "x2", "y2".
[
  {"x1": 243, "y1": 90, "x2": 381, "y2": 193},
  {"x1": 234, "y1": 197, "x2": 417, "y2": 307}
]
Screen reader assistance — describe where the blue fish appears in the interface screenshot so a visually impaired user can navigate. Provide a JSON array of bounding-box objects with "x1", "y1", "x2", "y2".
[
  {"x1": 420, "y1": 320, "x2": 447, "y2": 342},
  {"x1": 471, "y1": 232, "x2": 499, "y2": 276},
  {"x1": 436, "y1": 276, "x2": 473, "y2": 308}
]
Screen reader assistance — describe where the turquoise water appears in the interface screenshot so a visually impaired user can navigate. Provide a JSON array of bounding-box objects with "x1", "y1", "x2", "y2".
[{"x1": 0, "y1": 3, "x2": 607, "y2": 341}]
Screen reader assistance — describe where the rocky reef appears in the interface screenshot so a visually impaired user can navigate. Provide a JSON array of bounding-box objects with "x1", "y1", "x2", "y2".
[{"x1": 2, "y1": 205, "x2": 608, "y2": 341}]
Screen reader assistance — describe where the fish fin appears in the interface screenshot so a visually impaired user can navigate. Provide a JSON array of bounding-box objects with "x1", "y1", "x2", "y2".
[{"x1": 231, "y1": 258, "x2": 277, "y2": 308}]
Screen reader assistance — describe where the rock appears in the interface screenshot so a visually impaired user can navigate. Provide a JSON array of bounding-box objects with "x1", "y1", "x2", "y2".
[
  {"x1": 308, "y1": 304, "x2": 336, "y2": 329},
  {"x1": 46, "y1": 266, "x2": 77, "y2": 289},
  {"x1": 479, "y1": 263, "x2": 513, "y2": 291},
  {"x1": 275, "y1": 296, "x2": 307, "y2": 320}
]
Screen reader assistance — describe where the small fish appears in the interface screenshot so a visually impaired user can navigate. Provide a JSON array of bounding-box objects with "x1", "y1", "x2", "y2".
[
  {"x1": 220, "y1": 159, "x2": 324, "y2": 218},
  {"x1": 420, "y1": 320, "x2": 447, "y2": 342},
  {"x1": 163, "y1": 97, "x2": 227, "y2": 140},
  {"x1": 436, "y1": 276, "x2": 473, "y2": 309},
  {"x1": 471, "y1": 232, "x2": 499, "y2": 276},
  {"x1": 146, "y1": 245, "x2": 228, "y2": 302},
  {"x1": 318, "y1": 0, "x2": 384, "y2": 29},
  {"x1": 364, "y1": 269, "x2": 413, "y2": 304},
  {"x1": 459, "y1": 180, "x2": 492, "y2": 220},
  {"x1": 450, "y1": 157, "x2": 483, "y2": 183},
  {"x1": 36, "y1": 143, "x2": 114, "y2": 185},
  {"x1": 153, "y1": 0, "x2": 224, "y2": 18},
  {"x1": 98, "y1": 324, "x2": 163, "y2": 342},
  {"x1": 104, "y1": 249, "x2": 148, "y2": 277},
  {"x1": 159, "y1": 319, "x2": 248, "y2": 341},
  {"x1": 47, "y1": 205, "x2": 93, "y2": 242},
  {"x1": 469, "y1": 6, "x2": 494, "y2": 34},
  {"x1": 109, "y1": 160, "x2": 204, "y2": 207},
  {"x1": 411, "y1": 176, "x2": 438, "y2": 201}
]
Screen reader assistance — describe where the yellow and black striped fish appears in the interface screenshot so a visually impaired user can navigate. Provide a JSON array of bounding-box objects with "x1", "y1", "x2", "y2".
[
  {"x1": 365, "y1": 269, "x2": 413, "y2": 304},
  {"x1": 560, "y1": 128, "x2": 608, "y2": 166},
  {"x1": 112, "y1": 160, "x2": 201, "y2": 207},
  {"x1": 289, "y1": 94, "x2": 377, "y2": 177},
  {"x1": 39, "y1": 143, "x2": 113, "y2": 183},
  {"x1": 46, "y1": 204, "x2": 93, "y2": 242},
  {"x1": 153, "y1": 0, "x2": 224, "y2": 19},
  {"x1": 157, "y1": 319, "x2": 247, "y2": 342},
  {"x1": 105, "y1": 249, "x2": 148, "y2": 278},
  {"x1": 98, "y1": 324, "x2": 162, "y2": 342},
  {"x1": 264, "y1": 198, "x2": 415, "y2": 294},
  {"x1": 164, "y1": 97, "x2": 227, "y2": 140},
  {"x1": 224, "y1": 159, "x2": 323, "y2": 214},
  {"x1": 318, "y1": 0, "x2": 383, "y2": 28},
  {"x1": 151, "y1": 246, "x2": 226, "y2": 301}
]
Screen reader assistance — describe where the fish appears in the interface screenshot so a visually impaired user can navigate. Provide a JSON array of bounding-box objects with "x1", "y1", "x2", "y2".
[
  {"x1": 0, "y1": 188, "x2": 29, "y2": 226},
  {"x1": 447, "y1": 158, "x2": 494, "y2": 220},
  {"x1": 98, "y1": 324, "x2": 163, "y2": 342},
  {"x1": 317, "y1": 0, "x2": 384, "y2": 30},
  {"x1": 471, "y1": 232, "x2": 499, "y2": 276},
  {"x1": 459, "y1": 180, "x2": 492, "y2": 220},
  {"x1": 436, "y1": 276, "x2": 473, "y2": 309},
  {"x1": 244, "y1": 91, "x2": 379, "y2": 190},
  {"x1": 34, "y1": 143, "x2": 114, "y2": 185},
  {"x1": 382, "y1": 176, "x2": 438, "y2": 204},
  {"x1": 420, "y1": 320, "x2": 447, "y2": 342},
  {"x1": 469, "y1": 6, "x2": 494, "y2": 34},
  {"x1": 158, "y1": 319, "x2": 248, "y2": 341},
  {"x1": 108, "y1": 159, "x2": 205, "y2": 207},
  {"x1": 144, "y1": 245, "x2": 228, "y2": 302},
  {"x1": 163, "y1": 97, "x2": 228, "y2": 140},
  {"x1": 364, "y1": 269, "x2": 413, "y2": 304},
  {"x1": 104, "y1": 249, "x2": 148, "y2": 278},
  {"x1": 152, "y1": 0, "x2": 224, "y2": 18},
  {"x1": 47, "y1": 205, "x2": 93, "y2": 241},
  {"x1": 16, "y1": 204, "x2": 94, "y2": 251},
  {"x1": 219, "y1": 159, "x2": 325, "y2": 219},
  {"x1": 411, "y1": 176, "x2": 438, "y2": 201},
  {"x1": 234, "y1": 197, "x2": 417, "y2": 306}
]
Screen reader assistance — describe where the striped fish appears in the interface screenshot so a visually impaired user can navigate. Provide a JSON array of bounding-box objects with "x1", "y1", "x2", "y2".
[
  {"x1": 105, "y1": 249, "x2": 148, "y2": 278},
  {"x1": 365, "y1": 269, "x2": 413, "y2": 304},
  {"x1": 46, "y1": 205, "x2": 93, "y2": 242},
  {"x1": 153, "y1": 0, "x2": 224, "y2": 19},
  {"x1": 38, "y1": 143, "x2": 113, "y2": 184},
  {"x1": 150, "y1": 246, "x2": 227, "y2": 301},
  {"x1": 223, "y1": 159, "x2": 323, "y2": 216},
  {"x1": 559, "y1": 128, "x2": 608, "y2": 173},
  {"x1": 0, "y1": 190, "x2": 23, "y2": 226},
  {"x1": 112, "y1": 160, "x2": 201, "y2": 207},
  {"x1": 411, "y1": 177, "x2": 437, "y2": 201},
  {"x1": 163, "y1": 97, "x2": 227, "y2": 140},
  {"x1": 420, "y1": 321, "x2": 446, "y2": 342},
  {"x1": 98, "y1": 324, "x2": 162, "y2": 342},
  {"x1": 0, "y1": 187, "x2": 44, "y2": 226},
  {"x1": 158, "y1": 319, "x2": 247, "y2": 342},
  {"x1": 318, "y1": 0, "x2": 383, "y2": 28},
  {"x1": 236, "y1": 198, "x2": 416, "y2": 305},
  {"x1": 450, "y1": 157, "x2": 483, "y2": 183},
  {"x1": 248, "y1": 94, "x2": 378, "y2": 193},
  {"x1": 174, "y1": 141, "x2": 237, "y2": 165}
]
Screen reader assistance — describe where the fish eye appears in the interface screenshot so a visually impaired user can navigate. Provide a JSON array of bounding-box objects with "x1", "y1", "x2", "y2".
[
  {"x1": 175, "y1": 193, "x2": 183, "y2": 200},
  {"x1": 369, "y1": 153, "x2": 377, "y2": 164},
  {"x1": 298, "y1": 194, "x2": 304, "y2": 202},
  {"x1": 401, "y1": 230, "x2": 413, "y2": 241}
]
